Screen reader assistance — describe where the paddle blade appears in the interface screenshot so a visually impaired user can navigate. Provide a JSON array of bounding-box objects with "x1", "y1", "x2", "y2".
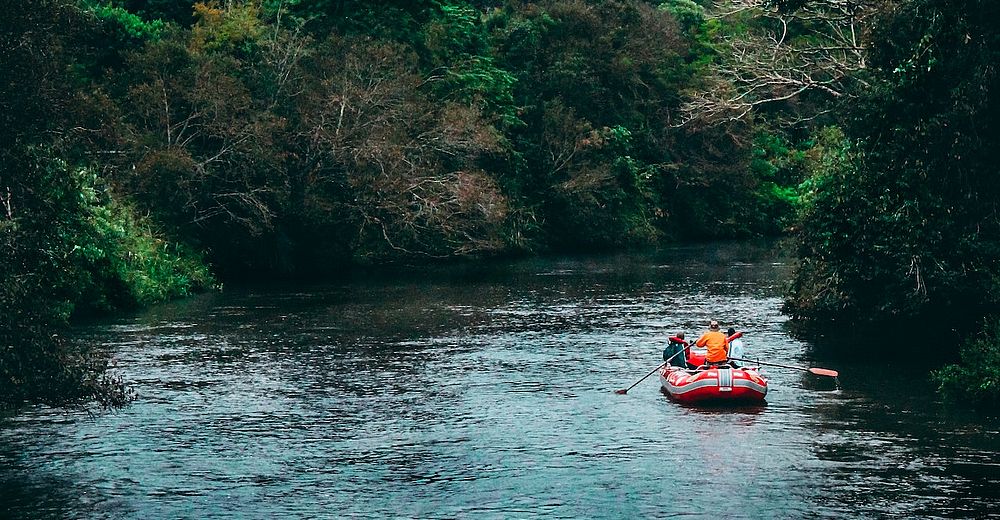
[
  {"x1": 614, "y1": 389, "x2": 628, "y2": 394},
  {"x1": 808, "y1": 367, "x2": 839, "y2": 377}
]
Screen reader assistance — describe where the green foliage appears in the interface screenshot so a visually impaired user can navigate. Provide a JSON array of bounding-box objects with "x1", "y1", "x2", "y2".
[
  {"x1": 191, "y1": 1, "x2": 265, "y2": 55},
  {"x1": 933, "y1": 318, "x2": 1000, "y2": 408},
  {"x1": 660, "y1": 0, "x2": 706, "y2": 29},
  {"x1": 1, "y1": 151, "x2": 112, "y2": 409},
  {"x1": 282, "y1": 0, "x2": 437, "y2": 43},
  {"x1": 785, "y1": 127, "x2": 867, "y2": 319},
  {"x1": 788, "y1": 0, "x2": 1000, "y2": 326},
  {"x1": 544, "y1": 121, "x2": 659, "y2": 248},
  {"x1": 6, "y1": 0, "x2": 794, "y2": 274},
  {"x1": 747, "y1": 130, "x2": 811, "y2": 233},
  {"x1": 74, "y1": 169, "x2": 215, "y2": 310},
  {"x1": 487, "y1": 0, "x2": 746, "y2": 248},
  {"x1": 84, "y1": 2, "x2": 165, "y2": 42},
  {"x1": 121, "y1": 0, "x2": 197, "y2": 25},
  {"x1": 425, "y1": 2, "x2": 519, "y2": 125},
  {"x1": 3, "y1": 150, "x2": 213, "y2": 315},
  {"x1": 658, "y1": 0, "x2": 719, "y2": 71}
]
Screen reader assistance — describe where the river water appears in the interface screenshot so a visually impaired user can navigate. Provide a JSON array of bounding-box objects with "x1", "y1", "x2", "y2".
[{"x1": 2, "y1": 242, "x2": 999, "y2": 519}]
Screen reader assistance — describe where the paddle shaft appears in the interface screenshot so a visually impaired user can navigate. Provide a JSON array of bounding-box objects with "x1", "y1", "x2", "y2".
[
  {"x1": 616, "y1": 346, "x2": 688, "y2": 394},
  {"x1": 616, "y1": 362, "x2": 666, "y2": 394},
  {"x1": 728, "y1": 357, "x2": 838, "y2": 377}
]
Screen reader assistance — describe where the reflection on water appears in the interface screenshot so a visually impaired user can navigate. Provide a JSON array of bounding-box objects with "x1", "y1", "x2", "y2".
[{"x1": 2, "y1": 242, "x2": 998, "y2": 519}]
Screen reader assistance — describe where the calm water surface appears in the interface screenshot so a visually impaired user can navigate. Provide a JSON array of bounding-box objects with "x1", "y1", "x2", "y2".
[{"x1": 2, "y1": 242, "x2": 999, "y2": 519}]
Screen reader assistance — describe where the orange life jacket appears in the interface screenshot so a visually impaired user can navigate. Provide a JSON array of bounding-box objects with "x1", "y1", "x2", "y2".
[{"x1": 696, "y1": 330, "x2": 728, "y2": 363}]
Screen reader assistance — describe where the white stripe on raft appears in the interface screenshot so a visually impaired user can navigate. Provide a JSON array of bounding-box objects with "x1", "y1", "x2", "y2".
[{"x1": 719, "y1": 368, "x2": 733, "y2": 391}]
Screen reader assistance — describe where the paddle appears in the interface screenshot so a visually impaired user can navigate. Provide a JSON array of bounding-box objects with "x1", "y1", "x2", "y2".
[
  {"x1": 728, "y1": 357, "x2": 839, "y2": 377},
  {"x1": 614, "y1": 344, "x2": 688, "y2": 395}
]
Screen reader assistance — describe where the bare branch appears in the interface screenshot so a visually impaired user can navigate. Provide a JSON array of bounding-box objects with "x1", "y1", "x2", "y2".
[
  {"x1": 2, "y1": 186, "x2": 12, "y2": 219},
  {"x1": 681, "y1": 0, "x2": 887, "y2": 126}
]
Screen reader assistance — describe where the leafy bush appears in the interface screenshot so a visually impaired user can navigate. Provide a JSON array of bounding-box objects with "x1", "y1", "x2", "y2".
[
  {"x1": 933, "y1": 318, "x2": 1000, "y2": 408},
  {"x1": 1, "y1": 152, "x2": 109, "y2": 409},
  {"x1": 0, "y1": 148, "x2": 211, "y2": 409},
  {"x1": 74, "y1": 167, "x2": 214, "y2": 310}
]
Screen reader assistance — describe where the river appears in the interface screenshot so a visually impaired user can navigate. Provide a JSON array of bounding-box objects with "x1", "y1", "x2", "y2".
[{"x1": 2, "y1": 242, "x2": 998, "y2": 519}]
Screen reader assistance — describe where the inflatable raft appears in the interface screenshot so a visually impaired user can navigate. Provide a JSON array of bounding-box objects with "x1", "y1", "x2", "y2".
[{"x1": 659, "y1": 365, "x2": 768, "y2": 404}]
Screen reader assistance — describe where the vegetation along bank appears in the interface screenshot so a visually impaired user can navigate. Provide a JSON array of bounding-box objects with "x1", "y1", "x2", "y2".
[{"x1": 2, "y1": 0, "x2": 997, "y2": 408}]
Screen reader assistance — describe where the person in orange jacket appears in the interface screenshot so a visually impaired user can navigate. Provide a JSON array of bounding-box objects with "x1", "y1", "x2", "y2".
[{"x1": 695, "y1": 319, "x2": 728, "y2": 366}]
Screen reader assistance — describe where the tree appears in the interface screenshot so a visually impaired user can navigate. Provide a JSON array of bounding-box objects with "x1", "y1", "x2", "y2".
[
  {"x1": 0, "y1": 0, "x2": 207, "y2": 408},
  {"x1": 787, "y1": 0, "x2": 1000, "y2": 328},
  {"x1": 489, "y1": 0, "x2": 732, "y2": 246},
  {"x1": 294, "y1": 36, "x2": 511, "y2": 261},
  {"x1": 680, "y1": 0, "x2": 884, "y2": 126},
  {"x1": 111, "y1": 4, "x2": 292, "y2": 273}
]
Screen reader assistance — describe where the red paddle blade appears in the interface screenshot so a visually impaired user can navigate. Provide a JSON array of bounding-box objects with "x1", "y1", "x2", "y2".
[
  {"x1": 808, "y1": 367, "x2": 839, "y2": 377},
  {"x1": 614, "y1": 389, "x2": 628, "y2": 394}
]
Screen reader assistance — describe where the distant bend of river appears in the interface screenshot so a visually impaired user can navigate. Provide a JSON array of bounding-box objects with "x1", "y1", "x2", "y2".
[{"x1": 2, "y1": 241, "x2": 999, "y2": 519}]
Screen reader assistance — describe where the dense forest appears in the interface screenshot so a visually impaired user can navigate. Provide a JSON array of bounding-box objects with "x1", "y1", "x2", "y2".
[{"x1": 2, "y1": 0, "x2": 998, "y2": 408}]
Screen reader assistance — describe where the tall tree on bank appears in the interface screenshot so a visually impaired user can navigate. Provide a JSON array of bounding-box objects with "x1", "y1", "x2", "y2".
[
  {"x1": 782, "y1": 0, "x2": 1000, "y2": 408},
  {"x1": 787, "y1": 0, "x2": 1000, "y2": 327},
  {"x1": 1, "y1": 1, "x2": 121, "y2": 408},
  {"x1": 1, "y1": 0, "x2": 209, "y2": 409},
  {"x1": 487, "y1": 0, "x2": 782, "y2": 245},
  {"x1": 662, "y1": 0, "x2": 879, "y2": 238}
]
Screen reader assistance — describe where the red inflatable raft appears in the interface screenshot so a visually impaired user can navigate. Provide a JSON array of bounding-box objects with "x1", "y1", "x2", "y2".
[{"x1": 659, "y1": 365, "x2": 768, "y2": 404}]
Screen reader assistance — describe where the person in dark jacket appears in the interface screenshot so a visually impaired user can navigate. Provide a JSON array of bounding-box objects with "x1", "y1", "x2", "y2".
[{"x1": 663, "y1": 332, "x2": 690, "y2": 368}]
